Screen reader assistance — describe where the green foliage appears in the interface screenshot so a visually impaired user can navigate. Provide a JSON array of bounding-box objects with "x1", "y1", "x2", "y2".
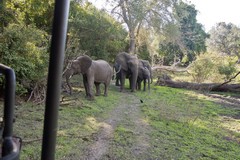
[
  {"x1": 110, "y1": 0, "x2": 177, "y2": 54},
  {"x1": 4, "y1": 0, "x2": 54, "y2": 32},
  {"x1": 67, "y1": 2, "x2": 128, "y2": 62},
  {"x1": 188, "y1": 52, "x2": 239, "y2": 83},
  {"x1": 207, "y1": 22, "x2": 240, "y2": 62},
  {"x1": 0, "y1": 23, "x2": 49, "y2": 94},
  {"x1": 0, "y1": 0, "x2": 18, "y2": 32},
  {"x1": 173, "y1": 1, "x2": 208, "y2": 64},
  {"x1": 159, "y1": 41, "x2": 184, "y2": 65},
  {"x1": 188, "y1": 54, "x2": 215, "y2": 83},
  {"x1": 156, "y1": 1, "x2": 209, "y2": 66},
  {"x1": 217, "y1": 57, "x2": 237, "y2": 80},
  {"x1": 137, "y1": 43, "x2": 151, "y2": 62}
]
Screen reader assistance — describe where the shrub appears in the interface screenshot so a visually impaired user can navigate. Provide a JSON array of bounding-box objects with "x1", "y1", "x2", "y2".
[
  {"x1": 218, "y1": 57, "x2": 237, "y2": 80},
  {"x1": 188, "y1": 53, "x2": 215, "y2": 83},
  {"x1": 0, "y1": 23, "x2": 49, "y2": 95},
  {"x1": 188, "y1": 52, "x2": 239, "y2": 83}
]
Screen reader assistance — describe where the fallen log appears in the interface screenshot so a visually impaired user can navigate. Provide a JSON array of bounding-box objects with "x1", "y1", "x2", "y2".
[
  {"x1": 156, "y1": 74, "x2": 240, "y2": 92},
  {"x1": 152, "y1": 65, "x2": 188, "y2": 72}
]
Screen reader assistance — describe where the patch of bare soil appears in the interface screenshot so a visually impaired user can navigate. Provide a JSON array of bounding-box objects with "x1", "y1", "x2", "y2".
[{"x1": 82, "y1": 92, "x2": 151, "y2": 160}]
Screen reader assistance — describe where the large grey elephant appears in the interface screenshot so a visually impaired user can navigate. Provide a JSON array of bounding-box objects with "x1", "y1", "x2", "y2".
[
  {"x1": 137, "y1": 64, "x2": 151, "y2": 91},
  {"x1": 115, "y1": 52, "x2": 138, "y2": 92},
  {"x1": 62, "y1": 55, "x2": 113, "y2": 100}
]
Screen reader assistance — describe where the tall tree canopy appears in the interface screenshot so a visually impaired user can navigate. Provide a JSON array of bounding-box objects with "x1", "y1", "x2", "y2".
[
  {"x1": 207, "y1": 22, "x2": 240, "y2": 63},
  {"x1": 173, "y1": 1, "x2": 208, "y2": 64},
  {"x1": 67, "y1": 1, "x2": 128, "y2": 61},
  {"x1": 109, "y1": 0, "x2": 177, "y2": 54}
]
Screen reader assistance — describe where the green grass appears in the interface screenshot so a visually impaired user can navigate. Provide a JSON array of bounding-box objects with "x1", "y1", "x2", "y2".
[
  {"x1": 10, "y1": 83, "x2": 240, "y2": 159},
  {"x1": 136, "y1": 86, "x2": 240, "y2": 159}
]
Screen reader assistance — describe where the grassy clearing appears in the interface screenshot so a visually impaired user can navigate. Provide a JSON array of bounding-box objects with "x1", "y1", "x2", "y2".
[
  {"x1": 11, "y1": 83, "x2": 240, "y2": 159},
  {"x1": 14, "y1": 85, "x2": 122, "y2": 159},
  {"x1": 136, "y1": 86, "x2": 240, "y2": 159}
]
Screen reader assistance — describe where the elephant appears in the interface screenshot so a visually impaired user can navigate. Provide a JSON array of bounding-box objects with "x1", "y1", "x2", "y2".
[
  {"x1": 137, "y1": 64, "x2": 151, "y2": 91},
  {"x1": 115, "y1": 52, "x2": 138, "y2": 92},
  {"x1": 138, "y1": 59, "x2": 152, "y2": 84},
  {"x1": 62, "y1": 55, "x2": 113, "y2": 100},
  {"x1": 62, "y1": 60, "x2": 80, "y2": 94}
]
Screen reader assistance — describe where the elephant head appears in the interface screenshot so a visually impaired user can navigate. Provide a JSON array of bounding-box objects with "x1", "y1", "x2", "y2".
[
  {"x1": 62, "y1": 55, "x2": 92, "y2": 94},
  {"x1": 115, "y1": 52, "x2": 138, "y2": 92}
]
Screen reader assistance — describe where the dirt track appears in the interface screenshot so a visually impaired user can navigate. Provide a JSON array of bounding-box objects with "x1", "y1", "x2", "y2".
[{"x1": 81, "y1": 92, "x2": 151, "y2": 160}]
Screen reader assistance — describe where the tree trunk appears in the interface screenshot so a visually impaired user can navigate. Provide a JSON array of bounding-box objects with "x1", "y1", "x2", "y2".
[
  {"x1": 128, "y1": 30, "x2": 136, "y2": 54},
  {"x1": 156, "y1": 75, "x2": 240, "y2": 93}
]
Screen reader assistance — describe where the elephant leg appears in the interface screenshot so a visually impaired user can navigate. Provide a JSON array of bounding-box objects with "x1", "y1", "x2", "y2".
[
  {"x1": 66, "y1": 79, "x2": 72, "y2": 95},
  {"x1": 120, "y1": 72, "x2": 126, "y2": 92},
  {"x1": 147, "y1": 77, "x2": 150, "y2": 91},
  {"x1": 95, "y1": 82, "x2": 101, "y2": 96},
  {"x1": 115, "y1": 76, "x2": 120, "y2": 86},
  {"x1": 130, "y1": 70, "x2": 138, "y2": 92},
  {"x1": 83, "y1": 74, "x2": 90, "y2": 97},
  {"x1": 87, "y1": 76, "x2": 95, "y2": 100},
  {"x1": 137, "y1": 80, "x2": 142, "y2": 91},
  {"x1": 129, "y1": 77, "x2": 132, "y2": 89},
  {"x1": 143, "y1": 79, "x2": 146, "y2": 91},
  {"x1": 104, "y1": 83, "x2": 108, "y2": 96}
]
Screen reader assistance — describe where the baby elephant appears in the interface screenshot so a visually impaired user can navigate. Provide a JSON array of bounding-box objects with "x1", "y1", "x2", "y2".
[
  {"x1": 137, "y1": 59, "x2": 151, "y2": 91},
  {"x1": 63, "y1": 55, "x2": 113, "y2": 100}
]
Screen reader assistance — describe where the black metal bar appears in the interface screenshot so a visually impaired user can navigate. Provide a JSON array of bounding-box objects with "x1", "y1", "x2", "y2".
[
  {"x1": 0, "y1": 64, "x2": 15, "y2": 138},
  {"x1": 41, "y1": 0, "x2": 70, "y2": 160},
  {"x1": 0, "y1": 64, "x2": 20, "y2": 159}
]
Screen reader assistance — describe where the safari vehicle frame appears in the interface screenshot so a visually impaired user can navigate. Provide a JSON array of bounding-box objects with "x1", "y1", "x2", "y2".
[{"x1": 1, "y1": 0, "x2": 70, "y2": 159}]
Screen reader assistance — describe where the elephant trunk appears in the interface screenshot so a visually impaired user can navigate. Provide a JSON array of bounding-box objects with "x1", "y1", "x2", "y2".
[
  {"x1": 131, "y1": 68, "x2": 138, "y2": 92},
  {"x1": 147, "y1": 76, "x2": 150, "y2": 91},
  {"x1": 63, "y1": 68, "x2": 73, "y2": 95},
  {"x1": 149, "y1": 68, "x2": 153, "y2": 84},
  {"x1": 66, "y1": 76, "x2": 72, "y2": 95}
]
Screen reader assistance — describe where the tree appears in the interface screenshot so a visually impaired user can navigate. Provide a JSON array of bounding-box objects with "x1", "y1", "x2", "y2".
[
  {"x1": 0, "y1": 0, "x2": 51, "y2": 95},
  {"x1": 110, "y1": 0, "x2": 177, "y2": 54},
  {"x1": 207, "y1": 22, "x2": 240, "y2": 63},
  {"x1": 0, "y1": 24, "x2": 49, "y2": 94},
  {"x1": 159, "y1": 41, "x2": 184, "y2": 65},
  {"x1": 67, "y1": 1, "x2": 128, "y2": 62},
  {"x1": 173, "y1": 1, "x2": 208, "y2": 64}
]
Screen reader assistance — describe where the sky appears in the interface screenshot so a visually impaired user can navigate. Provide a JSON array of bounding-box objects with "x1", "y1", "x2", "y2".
[
  {"x1": 187, "y1": 0, "x2": 240, "y2": 31},
  {"x1": 88, "y1": 0, "x2": 240, "y2": 32}
]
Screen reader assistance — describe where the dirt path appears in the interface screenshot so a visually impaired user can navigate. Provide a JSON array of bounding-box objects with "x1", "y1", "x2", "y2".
[{"x1": 83, "y1": 92, "x2": 151, "y2": 160}]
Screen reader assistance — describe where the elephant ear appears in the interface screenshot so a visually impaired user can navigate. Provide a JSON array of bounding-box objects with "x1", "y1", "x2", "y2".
[{"x1": 78, "y1": 55, "x2": 92, "y2": 74}]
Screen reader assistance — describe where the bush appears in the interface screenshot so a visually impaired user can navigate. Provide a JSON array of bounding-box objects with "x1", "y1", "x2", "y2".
[
  {"x1": 188, "y1": 53, "x2": 239, "y2": 83},
  {"x1": 0, "y1": 23, "x2": 49, "y2": 95},
  {"x1": 218, "y1": 57, "x2": 237, "y2": 80},
  {"x1": 188, "y1": 53, "x2": 215, "y2": 83}
]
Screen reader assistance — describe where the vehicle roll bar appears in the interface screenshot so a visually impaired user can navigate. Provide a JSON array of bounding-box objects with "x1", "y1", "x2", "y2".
[
  {"x1": 0, "y1": 64, "x2": 21, "y2": 160},
  {"x1": 41, "y1": 0, "x2": 70, "y2": 160}
]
